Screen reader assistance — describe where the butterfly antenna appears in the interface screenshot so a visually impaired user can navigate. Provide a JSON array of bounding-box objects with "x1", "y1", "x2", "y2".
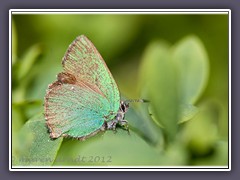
[{"x1": 125, "y1": 99, "x2": 150, "y2": 103}]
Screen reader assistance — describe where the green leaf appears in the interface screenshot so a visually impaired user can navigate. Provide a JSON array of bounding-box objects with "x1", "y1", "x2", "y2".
[
  {"x1": 54, "y1": 130, "x2": 189, "y2": 166},
  {"x1": 12, "y1": 113, "x2": 63, "y2": 166},
  {"x1": 178, "y1": 104, "x2": 199, "y2": 124},
  {"x1": 12, "y1": 44, "x2": 43, "y2": 102},
  {"x1": 149, "y1": 103, "x2": 199, "y2": 126},
  {"x1": 148, "y1": 105, "x2": 164, "y2": 128},
  {"x1": 172, "y1": 35, "x2": 209, "y2": 104},
  {"x1": 126, "y1": 104, "x2": 164, "y2": 147},
  {"x1": 160, "y1": 141, "x2": 188, "y2": 166},
  {"x1": 12, "y1": 106, "x2": 25, "y2": 132},
  {"x1": 55, "y1": 130, "x2": 163, "y2": 166},
  {"x1": 139, "y1": 41, "x2": 179, "y2": 142},
  {"x1": 180, "y1": 102, "x2": 219, "y2": 155},
  {"x1": 12, "y1": 106, "x2": 25, "y2": 159},
  {"x1": 17, "y1": 44, "x2": 42, "y2": 81},
  {"x1": 12, "y1": 100, "x2": 43, "y2": 121},
  {"x1": 138, "y1": 36, "x2": 209, "y2": 141}
]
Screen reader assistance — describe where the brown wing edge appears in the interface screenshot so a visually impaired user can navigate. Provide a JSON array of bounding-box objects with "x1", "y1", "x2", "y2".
[{"x1": 44, "y1": 72, "x2": 77, "y2": 139}]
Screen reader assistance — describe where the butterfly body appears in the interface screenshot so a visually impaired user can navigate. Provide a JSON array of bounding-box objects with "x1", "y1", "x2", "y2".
[{"x1": 44, "y1": 35, "x2": 129, "y2": 140}]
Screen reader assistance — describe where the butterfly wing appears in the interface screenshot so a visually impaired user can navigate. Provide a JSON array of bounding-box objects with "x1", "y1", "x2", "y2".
[
  {"x1": 45, "y1": 82, "x2": 110, "y2": 138},
  {"x1": 62, "y1": 35, "x2": 120, "y2": 114},
  {"x1": 44, "y1": 35, "x2": 120, "y2": 139}
]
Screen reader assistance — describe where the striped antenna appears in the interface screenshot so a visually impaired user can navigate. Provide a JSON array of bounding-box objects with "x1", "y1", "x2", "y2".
[{"x1": 125, "y1": 99, "x2": 150, "y2": 103}]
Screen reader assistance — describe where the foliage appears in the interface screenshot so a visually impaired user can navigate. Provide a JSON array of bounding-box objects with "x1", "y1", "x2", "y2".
[{"x1": 12, "y1": 14, "x2": 229, "y2": 166}]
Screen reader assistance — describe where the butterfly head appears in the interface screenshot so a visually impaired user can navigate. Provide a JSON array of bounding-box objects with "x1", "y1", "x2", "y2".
[
  {"x1": 120, "y1": 101, "x2": 129, "y2": 113},
  {"x1": 119, "y1": 99, "x2": 149, "y2": 113}
]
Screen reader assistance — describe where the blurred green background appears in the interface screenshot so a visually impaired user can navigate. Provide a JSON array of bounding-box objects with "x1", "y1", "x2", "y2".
[{"x1": 12, "y1": 13, "x2": 229, "y2": 166}]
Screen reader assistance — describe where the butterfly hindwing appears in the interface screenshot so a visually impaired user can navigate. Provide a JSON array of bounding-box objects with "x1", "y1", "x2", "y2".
[{"x1": 45, "y1": 82, "x2": 111, "y2": 138}]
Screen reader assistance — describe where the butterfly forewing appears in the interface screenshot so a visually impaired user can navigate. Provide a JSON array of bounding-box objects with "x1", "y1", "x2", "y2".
[{"x1": 62, "y1": 35, "x2": 120, "y2": 113}]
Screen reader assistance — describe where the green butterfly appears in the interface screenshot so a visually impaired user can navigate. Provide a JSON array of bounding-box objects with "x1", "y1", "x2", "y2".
[{"x1": 44, "y1": 35, "x2": 144, "y2": 141}]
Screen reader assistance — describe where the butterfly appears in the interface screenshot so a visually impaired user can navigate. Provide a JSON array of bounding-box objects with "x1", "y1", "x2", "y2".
[{"x1": 44, "y1": 35, "x2": 145, "y2": 141}]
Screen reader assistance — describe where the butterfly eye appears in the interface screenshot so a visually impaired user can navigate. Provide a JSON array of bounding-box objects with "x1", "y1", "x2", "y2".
[
  {"x1": 121, "y1": 104, "x2": 125, "y2": 112},
  {"x1": 121, "y1": 103, "x2": 129, "y2": 113}
]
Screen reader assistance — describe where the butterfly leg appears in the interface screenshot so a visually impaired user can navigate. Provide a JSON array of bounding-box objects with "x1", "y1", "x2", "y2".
[
  {"x1": 106, "y1": 119, "x2": 118, "y2": 133},
  {"x1": 118, "y1": 120, "x2": 130, "y2": 134}
]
